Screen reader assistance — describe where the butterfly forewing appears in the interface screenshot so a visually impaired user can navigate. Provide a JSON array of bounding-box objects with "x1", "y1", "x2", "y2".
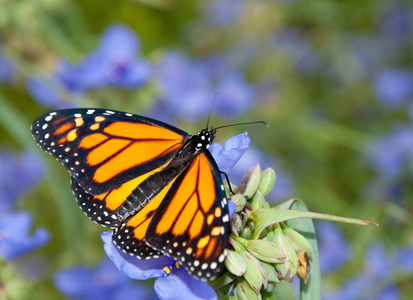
[
  {"x1": 112, "y1": 174, "x2": 180, "y2": 259},
  {"x1": 31, "y1": 109, "x2": 187, "y2": 195}
]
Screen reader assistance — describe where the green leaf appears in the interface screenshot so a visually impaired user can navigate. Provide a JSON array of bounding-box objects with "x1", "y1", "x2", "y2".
[
  {"x1": 284, "y1": 200, "x2": 320, "y2": 300},
  {"x1": 250, "y1": 206, "x2": 377, "y2": 239}
]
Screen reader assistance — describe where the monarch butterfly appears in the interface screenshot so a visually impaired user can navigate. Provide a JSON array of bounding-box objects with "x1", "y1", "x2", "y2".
[{"x1": 31, "y1": 108, "x2": 230, "y2": 281}]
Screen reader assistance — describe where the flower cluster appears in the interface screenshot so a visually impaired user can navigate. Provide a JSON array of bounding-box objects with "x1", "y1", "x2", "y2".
[
  {"x1": 0, "y1": 150, "x2": 49, "y2": 299},
  {"x1": 26, "y1": 25, "x2": 151, "y2": 109},
  {"x1": 211, "y1": 165, "x2": 312, "y2": 299},
  {"x1": 155, "y1": 52, "x2": 256, "y2": 121},
  {"x1": 0, "y1": 150, "x2": 49, "y2": 260}
]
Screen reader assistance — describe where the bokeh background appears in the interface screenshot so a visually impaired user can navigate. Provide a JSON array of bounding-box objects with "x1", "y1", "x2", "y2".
[{"x1": 1, "y1": 0, "x2": 412, "y2": 299}]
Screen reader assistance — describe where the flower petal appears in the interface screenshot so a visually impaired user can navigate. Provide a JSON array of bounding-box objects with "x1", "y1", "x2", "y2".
[
  {"x1": 154, "y1": 267, "x2": 217, "y2": 300},
  {"x1": 0, "y1": 211, "x2": 50, "y2": 260},
  {"x1": 101, "y1": 231, "x2": 175, "y2": 280},
  {"x1": 210, "y1": 132, "x2": 251, "y2": 173}
]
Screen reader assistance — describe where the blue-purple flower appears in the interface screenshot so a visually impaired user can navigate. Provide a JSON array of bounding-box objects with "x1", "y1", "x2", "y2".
[
  {"x1": 26, "y1": 75, "x2": 74, "y2": 109},
  {"x1": 27, "y1": 24, "x2": 151, "y2": 108},
  {"x1": 0, "y1": 211, "x2": 49, "y2": 260},
  {"x1": 378, "y1": 3, "x2": 413, "y2": 47},
  {"x1": 73, "y1": 24, "x2": 151, "y2": 90},
  {"x1": 101, "y1": 232, "x2": 217, "y2": 300},
  {"x1": 394, "y1": 246, "x2": 413, "y2": 274},
  {"x1": 366, "y1": 125, "x2": 413, "y2": 181},
  {"x1": 374, "y1": 69, "x2": 413, "y2": 109},
  {"x1": 201, "y1": 0, "x2": 245, "y2": 26},
  {"x1": 209, "y1": 132, "x2": 251, "y2": 174},
  {"x1": 324, "y1": 243, "x2": 400, "y2": 300},
  {"x1": 316, "y1": 221, "x2": 350, "y2": 274},
  {"x1": 0, "y1": 150, "x2": 46, "y2": 212},
  {"x1": 155, "y1": 51, "x2": 256, "y2": 121},
  {"x1": 0, "y1": 49, "x2": 15, "y2": 83},
  {"x1": 54, "y1": 259, "x2": 155, "y2": 300}
]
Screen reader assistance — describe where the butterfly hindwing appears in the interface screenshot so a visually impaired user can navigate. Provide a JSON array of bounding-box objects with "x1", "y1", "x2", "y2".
[
  {"x1": 70, "y1": 158, "x2": 174, "y2": 228},
  {"x1": 31, "y1": 109, "x2": 187, "y2": 195},
  {"x1": 145, "y1": 152, "x2": 229, "y2": 280},
  {"x1": 111, "y1": 173, "x2": 180, "y2": 259}
]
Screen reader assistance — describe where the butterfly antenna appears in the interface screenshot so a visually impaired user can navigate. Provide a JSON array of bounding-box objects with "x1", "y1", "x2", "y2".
[
  {"x1": 214, "y1": 121, "x2": 269, "y2": 130},
  {"x1": 206, "y1": 91, "x2": 219, "y2": 129}
]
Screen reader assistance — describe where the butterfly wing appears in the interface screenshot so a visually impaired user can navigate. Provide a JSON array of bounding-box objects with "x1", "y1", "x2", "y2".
[
  {"x1": 31, "y1": 109, "x2": 187, "y2": 195},
  {"x1": 113, "y1": 151, "x2": 229, "y2": 279},
  {"x1": 111, "y1": 172, "x2": 180, "y2": 259},
  {"x1": 147, "y1": 151, "x2": 229, "y2": 280},
  {"x1": 32, "y1": 109, "x2": 230, "y2": 277}
]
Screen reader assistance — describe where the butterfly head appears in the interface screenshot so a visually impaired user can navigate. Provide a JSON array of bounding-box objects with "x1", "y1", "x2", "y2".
[{"x1": 196, "y1": 128, "x2": 216, "y2": 152}]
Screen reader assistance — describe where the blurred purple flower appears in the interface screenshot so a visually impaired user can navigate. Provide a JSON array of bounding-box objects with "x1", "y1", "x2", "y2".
[
  {"x1": 378, "y1": 3, "x2": 413, "y2": 47},
  {"x1": 374, "y1": 69, "x2": 413, "y2": 108},
  {"x1": 101, "y1": 232, "x2": 217, "y2": 300},
  {"x1": 273, "y1": 29, "x2": 320, "y2": 76},
  {"x1": 366, "y1": 125, "x2": 413, "y2": 181},
  {"x1": 156, "y1": 51, "x2": 256, "y2": 121},
  {"x1": 26, "y1": 63, "x2": 80, "y2": 109},
  {"x1": 156, "y1": 51, "x2": 212, "y2": 121},
  {"x1": 316, "y1": 221, "x2": 350, "y2": 274},
  {"x1": 27, "y1": 24, "x2": 150, "y2": 108},
  {"x1": 0, "y1": 211, "x2": 49, "y2": 260},
  {"x1": 0, "y1": 51, "x2": 15, "y2": 83},
  {"x1": 324, "y1": 243, "x2": 399, "y2": 300},
  {"x1": 213, "y1": 73, "x2": 257, "y2": 116},
  {"x1": 201, "y1": 0, "x2": 244, "y2": 25},
  {"x1": 0, "y1": 150, "x2": 46, "y2": 211},
  {"x1": 54, "y1": 259, "x2": 154, "y2": 300},
  {"x1": 74, "y1": 24, "x2": 151, "y2": 90},
  {"x1": 394, "y1": 246, "x2": 413, "y2": 273}
]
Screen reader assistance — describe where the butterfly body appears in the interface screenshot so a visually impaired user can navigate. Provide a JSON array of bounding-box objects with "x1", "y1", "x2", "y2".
[{"x1": 31, "y1": 108, "x2": 229, "y2": 281}]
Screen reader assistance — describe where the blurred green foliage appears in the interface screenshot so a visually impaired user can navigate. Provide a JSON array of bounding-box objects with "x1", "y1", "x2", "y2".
[{"x1": 1, "y1": 0, "x2": 412, "y2": 299}]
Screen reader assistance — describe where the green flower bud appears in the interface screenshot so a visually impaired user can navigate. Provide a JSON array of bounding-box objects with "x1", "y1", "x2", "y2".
[
  {"x1": 235, "y1": 280, "x2": 261, "y2": 300},
  {"x1": 230, "y1": 213, "x2": 244, "y2": 234},
  {"x1": 231, "y1": 194, "x2": 247, "y2": 212},
  {"x1": 246, "y1": 239, "x2": 285, "y2": 264},
  {"x1": 242, "y1": 251, "x2": 266, "y2": 293},
  {"x1": 271, "y1": 224, "x2": 298, "y2": 280},
  {"x1": 240, "y1": 227, "x2": 253, "y2": 239},
  {"x1": 237, "y1": 164, "x2": 262, "y2": 199},
  {"x1": 209, "y1": 272, "x2": 236, "y2": 290},
  {"x1": 250, "y1": 190, "x2": 266, "y2": 211},
  {"x1": 281, "y1": 223, "x2": 313, "y2": 255},
  {"x1": 225, "y1": 249, "x2": 247, "y2": 276},
  {"x1": 257, "y1": 168, "x2": 276, "y2": 197},
  {"x1": 246, "y1": 219, "x2": 256, "y2": 234},
  {"x1": 232, "y1": 235, "x2": 285, "y2": 264},
  {"x1": 261, "y1": 261, "x2": 280, "y2": 285}
]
